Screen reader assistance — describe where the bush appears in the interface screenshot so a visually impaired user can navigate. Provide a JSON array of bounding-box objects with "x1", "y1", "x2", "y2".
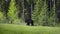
[{"x1": 0, "y1": 11, "x2": 5, "y2": 23}]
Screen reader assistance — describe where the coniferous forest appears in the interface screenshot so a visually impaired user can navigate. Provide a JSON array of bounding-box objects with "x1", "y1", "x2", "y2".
[{"x1": 0, "y1": 0, "x2": 60, "y2": 34}]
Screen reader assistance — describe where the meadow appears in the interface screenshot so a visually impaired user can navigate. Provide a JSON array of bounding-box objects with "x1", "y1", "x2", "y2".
[{"x1": 0, "y1": 24, "x2": 60, "y2": 34}]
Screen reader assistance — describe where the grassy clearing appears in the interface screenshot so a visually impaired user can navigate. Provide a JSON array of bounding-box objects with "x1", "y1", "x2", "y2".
[{"x1": 0, "y1": 24, "x2": 60, "y2": 34}]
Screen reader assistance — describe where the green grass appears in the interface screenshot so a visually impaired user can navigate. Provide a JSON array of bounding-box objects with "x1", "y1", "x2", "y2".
[{"x1": 0, "y1": 24, "x2": 60, "y2": 34}]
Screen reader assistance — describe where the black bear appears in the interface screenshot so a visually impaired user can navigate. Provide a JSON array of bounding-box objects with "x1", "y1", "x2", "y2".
[{"x1": 25, "y1": 19, "x2": 34, "y2": 26}]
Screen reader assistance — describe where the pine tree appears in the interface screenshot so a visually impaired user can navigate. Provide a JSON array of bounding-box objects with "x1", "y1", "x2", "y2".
[
  {"x1": 8, "y1": 0, "x2": 18, "y2": 23},
  {"x1": 0, "y1": 11, "x2": 4, "y2": 23},
  {"x1": 48, "y1": 0, "x2": 56, "y2": 26},
  {"x1": 32, "y1": 0, "x2": 43, "y2": 25},
  {"x1": 39, "y1": 0, "x2": 48, "y2": 26}
]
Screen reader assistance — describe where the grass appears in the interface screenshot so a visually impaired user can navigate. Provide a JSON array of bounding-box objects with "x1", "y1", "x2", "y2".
[{"x1": 0, "y1": 24, "x2": 60, "y2": 34}]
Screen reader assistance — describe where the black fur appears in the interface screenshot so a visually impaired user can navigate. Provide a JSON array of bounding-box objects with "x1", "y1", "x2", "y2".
[{"x1": 25, "y1": 19, "x2": 34, "y2": 26}]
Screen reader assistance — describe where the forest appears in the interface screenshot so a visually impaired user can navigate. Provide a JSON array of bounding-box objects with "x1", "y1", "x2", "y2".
[
  {"x1": 0, "y1": 0, "x2": 60, "y2": 34},
  {"x1": 0, "y1": 0, "x2": 60, "y2": 26}
]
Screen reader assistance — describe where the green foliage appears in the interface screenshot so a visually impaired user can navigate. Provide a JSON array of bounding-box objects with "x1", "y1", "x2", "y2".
[
  {"x1": 33, "y1": 0, "x2": 43, "y2": 25},
  {"x1": 33, "y1": 0, "x2": 48, "y2": 26},
  {"x1": 0, "y1": 11, "x2": 5, "y2": 23},
  {"x1": 0, "y1": 0, "x2": 60, "y2": 26},
  {"x1": 13, "y1": 19, "x2": 25, "y2": 25},
  {"x1": 39, "y1": 0, "x2": 48, "y2": 25},
  {"x1": 0, "y1": 12, "x2": 4, "y2": 19},
  {"x1": 8, "y1": 0, "x2": 18, "y2": 23},
  {"x1": 48, "y1": 1, "x2": 57, "y2": 26}
]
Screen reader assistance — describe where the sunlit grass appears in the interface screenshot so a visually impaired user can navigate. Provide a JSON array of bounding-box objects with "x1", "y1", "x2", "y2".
[{"x1": 0, "y1": 24, "x2": 60, "y2": 34}]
